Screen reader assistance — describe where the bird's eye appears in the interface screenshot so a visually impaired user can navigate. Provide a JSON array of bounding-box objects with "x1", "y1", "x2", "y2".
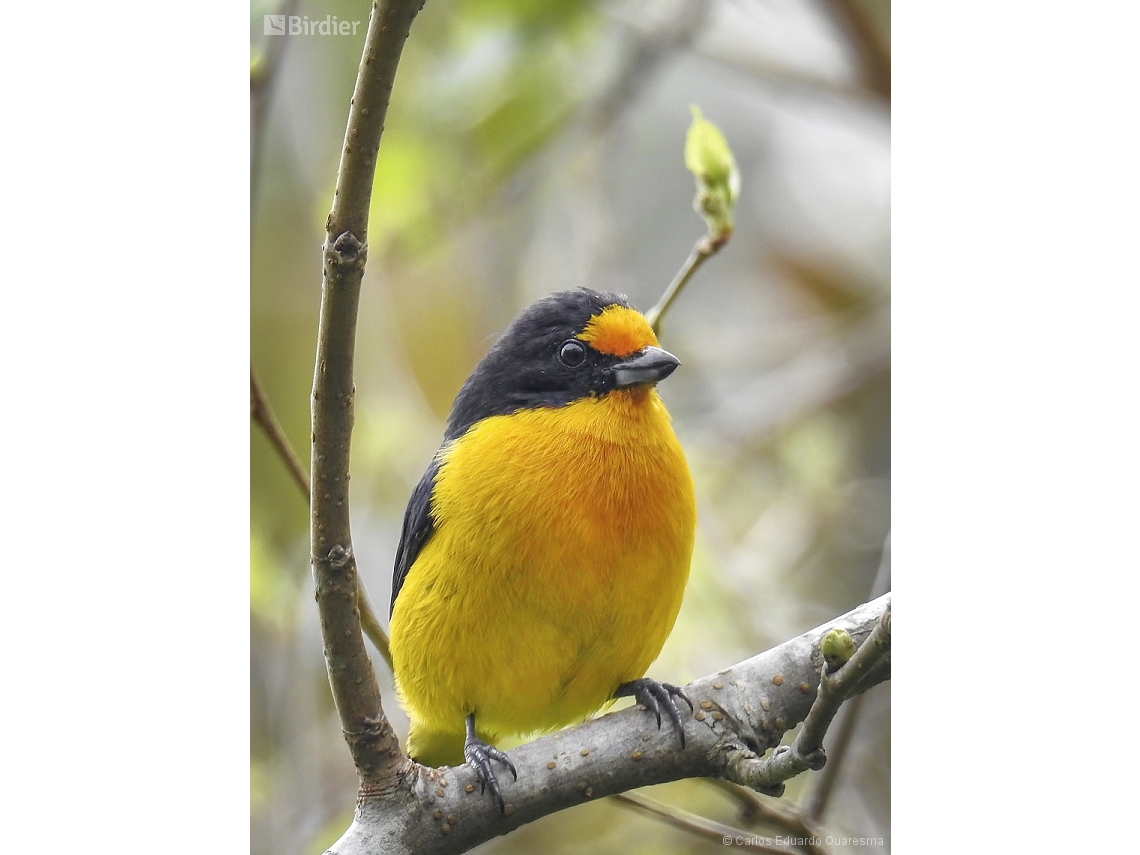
[{"x1": 558, "y1": 340, "x2": 587, "y2": 367}]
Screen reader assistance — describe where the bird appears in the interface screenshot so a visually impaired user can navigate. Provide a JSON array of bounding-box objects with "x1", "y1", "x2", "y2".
[{"x1": 388, "y1": 287, "x2": 696, "y2": 810}]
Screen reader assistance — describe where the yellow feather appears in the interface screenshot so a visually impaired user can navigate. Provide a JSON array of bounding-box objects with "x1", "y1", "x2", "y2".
[{"x1": 389, "y1": 386, "x2": 695, "y2": 766}]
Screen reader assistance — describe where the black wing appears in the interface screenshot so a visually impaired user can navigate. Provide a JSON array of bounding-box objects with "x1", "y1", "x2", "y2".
[{"x1": 390, "y1": 457, "x2": 440, "y2": 616}]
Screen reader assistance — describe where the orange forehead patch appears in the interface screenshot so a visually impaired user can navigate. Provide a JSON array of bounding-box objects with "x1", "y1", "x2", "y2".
[{"x1": 576, "y1": 305, "x2": 659, "y2": 357}]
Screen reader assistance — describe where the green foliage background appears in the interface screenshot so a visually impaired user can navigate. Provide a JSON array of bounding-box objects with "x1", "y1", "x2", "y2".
[{"x1": 251, "y1": 1, "x2": 890, "y2": 852}]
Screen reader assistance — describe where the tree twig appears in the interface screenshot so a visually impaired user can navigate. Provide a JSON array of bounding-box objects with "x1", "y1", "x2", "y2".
[
  {"x1": 645, "y1": 233, "x2": 727, "y2": 335},
  {"x1": 709, "y1": 780, "x2": 829, "y2": 855},
  {"x1": 800, "y1": 534, "x2": 891, "y2": 821},
  {"x1": 357, "y1": 580, "x2": 394, "y2": 674},
  {"x1": 250, "y1": 365, "x2": 394, "y2": 671},
  {"x1": 723, "y1": 604, "x2": 891, "y2": 794},
  {"x1": 311, "y1": 0, "x2": 425, "y2": 793},
  {"x1": 251, "y1": 367, "x2": 311, "y2": 499},
  {"x1": 250, "y1": 0, "x2": 309, "y2": 503},
  {"x1": 613, "y1": 791, "x2": 797, "y2": 854},
  {"x1": 691, "y1": 538, "x2": 893, "y2": 853},
  {"x1": 796, "y1": 690, "x2": 864, "y2": 823}
]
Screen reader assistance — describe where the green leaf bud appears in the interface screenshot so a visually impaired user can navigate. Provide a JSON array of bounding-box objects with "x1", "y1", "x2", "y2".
[
  {"x1": 684, "y1": 106, "x2": 740, "y2": 240},
  {"x1": 821, "y1": 628, "x2": 856, "y2": 670}
]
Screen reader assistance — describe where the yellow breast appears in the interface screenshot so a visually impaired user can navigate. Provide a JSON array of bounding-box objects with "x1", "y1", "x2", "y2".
[{"x1": 389, "y1": 386, "x2": 695, "y2": 749}]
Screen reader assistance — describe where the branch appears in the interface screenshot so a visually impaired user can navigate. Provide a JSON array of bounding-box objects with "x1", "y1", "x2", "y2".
[
  {"x1": 251, "y1": 366, "x2": 395, "y2": 671},
  {"x1": 800, "y1": 533, "x2": 890, "y2": 821},
  {"x1": 723, "y1": 605, "x2": 890, "y2": 793},
  {"x1": 251, "y1": 367, "x2": 310, "y2": 499},
  {"x1": 709, "y1": 780, "x2": 829, "y2": 855},
  {"x1": 358, "y1": 580, "x2": 394, "y2": 674},
  {"x1": 645, "y1": 232, "x2": 728, "y2": 335},
  {"x1": 612, "y1": 792, "x2": 798, "y2": 854},
  {"x1": 250, "y1": 7, "x2": 397, "y2": 675},
  {"x1": 326, "y1": 594, "x2": 889, "y2": 854},
  {"x1": 698, "y1": 541, "x2": 893, "y2": 851},
  {"x1": 251, "y1": 0, "x2": 311, "y2": 504},
  {"x1": 311, "y1": 0, "x2": 424, "y2": 792},
  {"x1": 646, "y1": 108, "x2": 737, "y2": 335}
]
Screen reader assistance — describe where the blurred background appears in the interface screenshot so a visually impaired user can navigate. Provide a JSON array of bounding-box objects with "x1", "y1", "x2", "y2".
[{"x1": 250, "y1": 0, "x2": 890, "y2": 852}]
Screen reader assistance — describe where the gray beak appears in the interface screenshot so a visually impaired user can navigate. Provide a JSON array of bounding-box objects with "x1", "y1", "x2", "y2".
[{"x1": 612, "y1": 346, "x2": 680, "y2": 389}]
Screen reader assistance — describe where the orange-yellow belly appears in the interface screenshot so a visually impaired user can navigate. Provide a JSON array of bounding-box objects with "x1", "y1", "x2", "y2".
[{"x1": 389, "y1": 387, "x2": 695, "y2": 763}]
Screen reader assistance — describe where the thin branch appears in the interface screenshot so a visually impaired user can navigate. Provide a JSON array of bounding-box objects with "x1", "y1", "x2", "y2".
[
  {"x1": 723, "y1": 604, "x2": 891, "y2": 794},
  {"x1": 796, "y1": 691, "x2": 864, "y2": 822},
  {"x1": 645, "y1": 232, "x2": 728, "y2": 335},
  {"x1": 358, "y1": 579, "x2": 394, "y2": 674},
  {"x1": 613, "y1": 792, "x2": 797, "y2": 854},
  {"x1": 250, "y1": 0, "x2": 311, "y2": 504},
  {"x1": 311, "y1": 0, "x2": 425, "y2": 792},
  {"x1": 251, "y1": 367, "x2": 311, "y2": 499},
  {"x1": 250, "y1": 363, "x2": 394, "y2": 671},
  {"x1": 250, "y1": 0, "x2": 314, "y2": 510},
  {"x1": 800, "y1": 534, "x2": 890, "y2": 821},
  {"x1": 709, "y1": 780, "x2": 829, "y2": 855},
  {"x1": 694, "y1": 538, "x2": 893, "y2": 852}
]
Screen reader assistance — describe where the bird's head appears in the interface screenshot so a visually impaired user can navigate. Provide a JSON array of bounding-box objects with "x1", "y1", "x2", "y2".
[{"x1": 445, "y1": 288, "x2": 680, "y2": 440}]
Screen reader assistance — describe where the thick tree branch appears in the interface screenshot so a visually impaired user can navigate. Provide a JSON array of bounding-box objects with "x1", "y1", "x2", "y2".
[
  {"x1": 311, "y1": 0, "x2": 424, "y2": 793},
  {"x1": 326, "y1": 594, "x2": 889, "y2": 854}
]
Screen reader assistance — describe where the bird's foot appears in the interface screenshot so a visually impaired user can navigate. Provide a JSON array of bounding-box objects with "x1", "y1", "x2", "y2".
[
  {"x1": 615, "y1": 678, "x2": 694, "y2": 748},
  {"x1": 464, "y1": 714, "x2": 516, "y2": 813}
]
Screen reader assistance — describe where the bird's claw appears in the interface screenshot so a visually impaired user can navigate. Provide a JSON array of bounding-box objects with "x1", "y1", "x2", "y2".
[
  {"x1": 464, "y1": 732, "x2": 517, "y2": 813},
  {"x1": 615, "y1": 678, "x2": 693, "y2": 748}
]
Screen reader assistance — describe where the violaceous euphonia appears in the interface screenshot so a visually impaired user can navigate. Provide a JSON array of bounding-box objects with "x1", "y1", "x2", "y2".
[{"x1": 388, "y1": 288, "x2": 696, "y2": 809}]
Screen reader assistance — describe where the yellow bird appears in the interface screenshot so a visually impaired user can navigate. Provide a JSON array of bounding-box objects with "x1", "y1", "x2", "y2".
[{"x1": 389, "y1": 288, "x2": 696, "y2": 809}]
